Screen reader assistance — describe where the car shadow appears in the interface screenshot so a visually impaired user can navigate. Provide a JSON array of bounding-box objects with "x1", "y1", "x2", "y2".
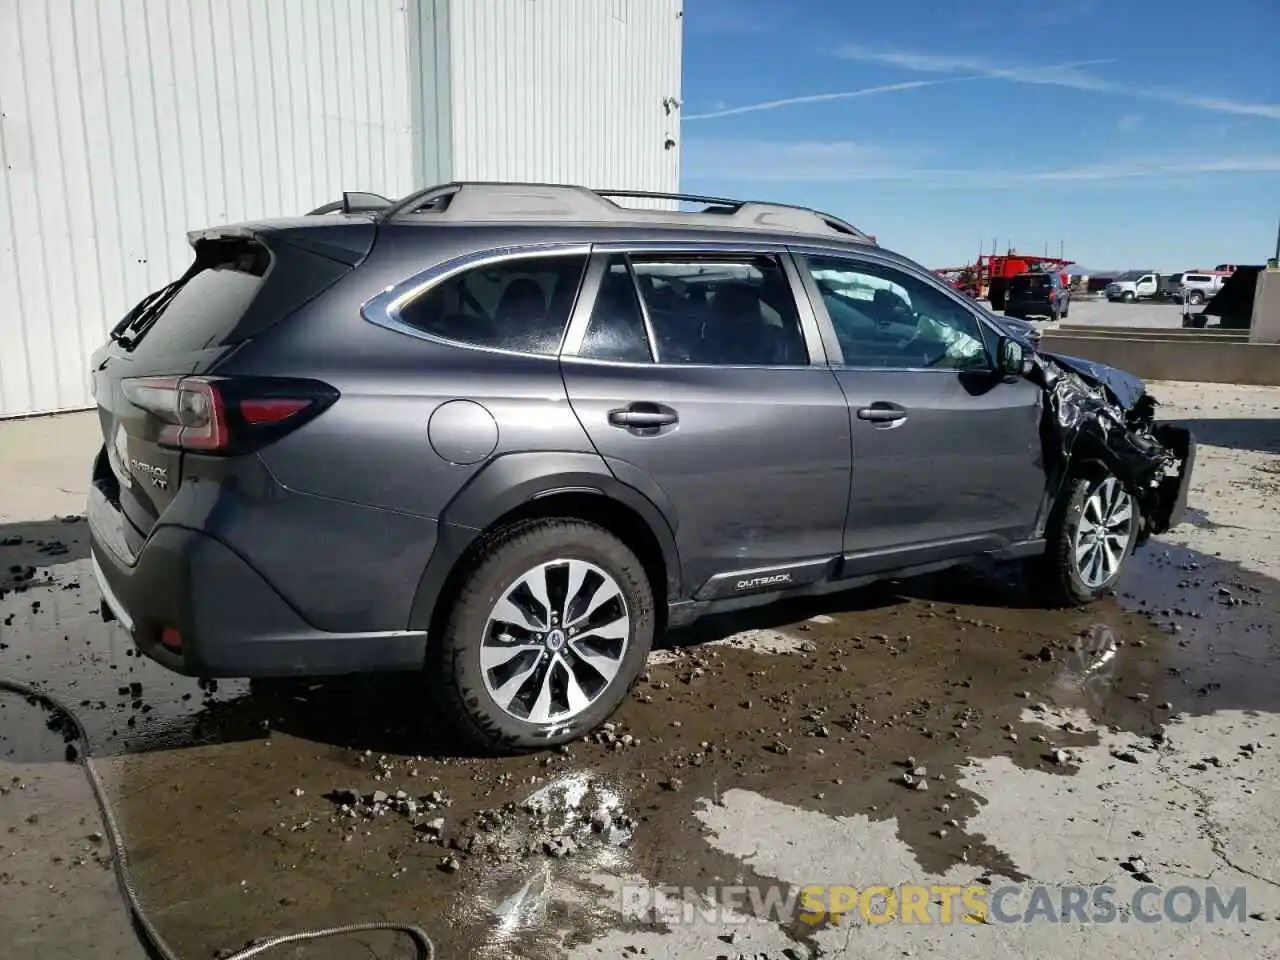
[{"x1": 1165, "y1": 417, "x2": 1280, "y2": 455}]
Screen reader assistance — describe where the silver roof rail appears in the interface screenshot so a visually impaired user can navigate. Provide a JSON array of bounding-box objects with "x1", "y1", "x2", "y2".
[{"x1": 379, "y1": 182, "x2": 875, "y2": 243}]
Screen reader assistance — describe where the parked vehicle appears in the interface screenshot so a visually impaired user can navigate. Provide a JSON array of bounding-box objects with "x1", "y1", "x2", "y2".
[
  {"x1": 1004, "y1": 271, "x2": 1071, "y2": 321},
  {"x1": 1177, "y1": 271, "x2": 1227, "y2": 306},
  {"x1": 1105, "y1": 271, "x2": 1161, "y2": 302},
  {"x1": 86, "y1": 183, "x2": 1195, "y2": 752},
  {"x1": 1182, "y1": 265, "x2": 1264, "y2": 328}
]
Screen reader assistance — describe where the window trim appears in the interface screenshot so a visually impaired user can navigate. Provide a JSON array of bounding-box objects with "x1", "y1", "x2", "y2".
[
  {"x1": 360, "y1": 242, "x2": 592, "y2": 358},
  {"x1": 791, "y1": 247, "x2": 998, "y2": 374},
  {"x1": 560, "y1": 241, "x2": 829, "y2": 369}
]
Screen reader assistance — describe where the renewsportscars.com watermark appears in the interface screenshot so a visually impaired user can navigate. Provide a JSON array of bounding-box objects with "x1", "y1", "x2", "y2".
[{"x1": 618, "y1": 883, "x2": 1249, "y2": 926}]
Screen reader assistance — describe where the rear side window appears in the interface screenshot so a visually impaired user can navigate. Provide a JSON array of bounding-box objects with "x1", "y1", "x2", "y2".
[
  {"x1": 627, "y1": 254, "x2": 808, "y2": 366},
  {"x1": 1184, "y1": 274, "x2": 1210, "y2": 282},
  {"x1": 397, "y1": 254, "x2": 588, "y2": 355}
]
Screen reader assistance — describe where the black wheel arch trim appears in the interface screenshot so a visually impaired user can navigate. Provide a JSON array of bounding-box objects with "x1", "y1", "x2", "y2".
[{"x1": 408, "y1": 451, "x2": 682, "y2": 632}]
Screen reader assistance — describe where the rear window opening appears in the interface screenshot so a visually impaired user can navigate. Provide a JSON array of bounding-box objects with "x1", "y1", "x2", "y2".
[
  {"x1": 1011, "y1": 274, "x2": 1053, "y2": 293},
  {"x1": 110, "y1": 234, "x2": 349, "y2": 358}
]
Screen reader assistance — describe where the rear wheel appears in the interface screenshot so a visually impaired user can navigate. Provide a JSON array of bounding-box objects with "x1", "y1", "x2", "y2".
[
  {"x1": 1029, "y1": 474, "x2": 1138, "y2": 607},
  {"x1": 1188, "y1": 290, "x2": 1206, "y2": 305},
  {"x1": 426, "y1": 519, "x2": 655, "y2": 752}
]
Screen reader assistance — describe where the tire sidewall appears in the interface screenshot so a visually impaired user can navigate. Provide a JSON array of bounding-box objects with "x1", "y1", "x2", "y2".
[
  {"x1": 1056, "y1": 475, "x2": 1138, "y2": 600},
  {"x1": 444, "y1": 523, "x2": 654, "y2": 749}
]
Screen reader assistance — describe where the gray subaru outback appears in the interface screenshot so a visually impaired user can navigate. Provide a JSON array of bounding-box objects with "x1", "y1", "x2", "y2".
[{"x1": 87, "y1": 183, "x2": 1195, "y2": 752}]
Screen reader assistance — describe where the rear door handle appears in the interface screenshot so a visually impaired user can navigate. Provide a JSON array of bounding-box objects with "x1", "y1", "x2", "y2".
[
  {"x1": 608, "y1": 403, "x2": 678, "y2": 429},
  {"x1": 857, "y1": 402, "x2": 908, "y2": 424}
]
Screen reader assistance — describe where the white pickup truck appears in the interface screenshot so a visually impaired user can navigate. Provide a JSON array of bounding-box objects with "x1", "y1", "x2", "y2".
[
  {"x1": 1105, "y1": 271, "x2": 1161, "y2": 302},
  {"x1": 1175, "y1": 271, "x2": 1227, "y2": 305}
]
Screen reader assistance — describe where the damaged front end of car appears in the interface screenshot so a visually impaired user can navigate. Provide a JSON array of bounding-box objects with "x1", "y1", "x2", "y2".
[{"x1": 1031, "y1": 353, "x2": 1196, "y2": 544}]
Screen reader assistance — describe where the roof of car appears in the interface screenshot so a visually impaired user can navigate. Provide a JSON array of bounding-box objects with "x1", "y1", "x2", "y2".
[{"x1": 306, "y1": 182, "x2": 878, "y2": 245}]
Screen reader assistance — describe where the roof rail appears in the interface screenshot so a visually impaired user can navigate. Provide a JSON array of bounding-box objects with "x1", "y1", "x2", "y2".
[{"x1": 377, "y1": 181, "x2": 875, "y2": 243}]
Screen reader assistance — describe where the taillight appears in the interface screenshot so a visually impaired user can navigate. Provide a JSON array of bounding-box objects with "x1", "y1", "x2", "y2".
[{"x1": 122, "y1": 376, "x2": 338, "y2": 454}]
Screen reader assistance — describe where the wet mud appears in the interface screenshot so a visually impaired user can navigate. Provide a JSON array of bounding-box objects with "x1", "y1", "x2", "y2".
[{"x1": 2, "y1": 522, "x2": 1278, "y2": 959}]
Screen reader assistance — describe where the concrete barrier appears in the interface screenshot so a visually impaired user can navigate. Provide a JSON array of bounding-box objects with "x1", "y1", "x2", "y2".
[{"x1": 1041, "y1": 328, "x2": 1280, "y2": 386}]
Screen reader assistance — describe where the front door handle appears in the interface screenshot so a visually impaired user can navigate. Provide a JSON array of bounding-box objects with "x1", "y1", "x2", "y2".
[
  {"x1": 608, "y1": 403, "x2": 678, "y2": 430},
  {"x1": 857, "y1": 402, "x2": 908, "y2": 424}
]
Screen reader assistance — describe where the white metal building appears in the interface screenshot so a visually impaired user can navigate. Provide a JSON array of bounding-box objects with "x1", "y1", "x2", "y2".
[{"x1": 0, "y1": 0, "x2": 683, "y2": 419}]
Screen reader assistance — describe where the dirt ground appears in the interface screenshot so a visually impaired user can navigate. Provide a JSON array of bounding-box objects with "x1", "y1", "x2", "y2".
[{"x1": 1, "y1": 379, "x2": 1279, "y2": 960}]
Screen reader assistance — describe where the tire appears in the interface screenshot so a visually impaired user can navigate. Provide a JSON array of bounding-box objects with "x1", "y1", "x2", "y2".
[
  {"x1": 1188, "y1": 290, "x2": 1205, "y2": 306},
  {"x1": 1061, "y1": 298, "x2": 1070, "y2": 319},
  {"x1": 426, "y1": 518, "x2": 655, "y2": 752},
  {"x1": 1122, "y1": 291, "x2": 1136, "y2": 303},
  {"x1": 1028, "y1": 474, "x2": 1139, "y2": 607}
]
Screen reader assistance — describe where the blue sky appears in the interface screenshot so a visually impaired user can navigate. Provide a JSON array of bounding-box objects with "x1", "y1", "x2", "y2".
[{"x1": 679, "y1": 0, "x2": 1279, "y2": 270}]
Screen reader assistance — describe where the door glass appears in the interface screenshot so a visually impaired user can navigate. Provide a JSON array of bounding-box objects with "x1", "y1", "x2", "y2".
[
  {"x1": 628, "y1": 255, "x2": 809, "y2": 366},
  {"x1": 579, "y1": 257, "x2": 654, "y2": 363},
  {"x1": 804, "y1": 256, "x2": 990, "y2": 370}
]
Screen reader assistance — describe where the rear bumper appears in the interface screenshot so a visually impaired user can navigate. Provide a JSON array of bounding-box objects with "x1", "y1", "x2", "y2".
[
  {"x1": 88, "y1": 482, "x2": 428, "y2": 677},
  {"x1": 1005, "y1": 300, "x2": 1060, "y2": 318}
]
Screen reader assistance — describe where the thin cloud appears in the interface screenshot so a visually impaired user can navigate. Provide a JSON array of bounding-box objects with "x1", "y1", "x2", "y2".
[
  {"x1": 683, "y1": 79, "x2": 971, "y2": 121},
  {"x1": 839, "y1": 45, "x2": 1280, "y2": 120},
  {"x1": 684, "y1": 59, "x2": 1120, "y2": 122}
]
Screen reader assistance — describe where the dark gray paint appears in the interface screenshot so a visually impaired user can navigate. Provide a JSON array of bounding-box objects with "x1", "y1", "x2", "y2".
[{"x1": 88, "y1": 212, "x2": 1136, "y2": 677}]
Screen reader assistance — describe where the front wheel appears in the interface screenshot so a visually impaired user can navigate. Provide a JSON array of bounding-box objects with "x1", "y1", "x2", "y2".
[
  {"x1": 1122, "y1": 291, "x2": 1136, "y2": 303},
  {"x1": 1028, "y1": 474, "x2": 1139, "y2": 607},
  {"x1": 426, "y1": 518, "x2": 655, "y2": 752},
  {"x1": 1188, "y1": 290, "x2": 1206, "y2": 306}
]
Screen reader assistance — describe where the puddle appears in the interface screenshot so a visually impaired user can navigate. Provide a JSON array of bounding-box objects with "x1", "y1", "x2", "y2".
[{"x1": 3, "y1": 517, "x2": 1280, "y2": 959}]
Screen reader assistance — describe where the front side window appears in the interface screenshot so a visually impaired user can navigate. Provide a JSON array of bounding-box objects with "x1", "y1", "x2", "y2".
[
  {"x1": 396, "y1": 253, "x2": 588, "y2": 355},
  {"x1": 803, "y1": 256, "x2": 990, "y2": 370},
  {"x1": 621, "y1": 254, "x2": 808, "y2": 366}
]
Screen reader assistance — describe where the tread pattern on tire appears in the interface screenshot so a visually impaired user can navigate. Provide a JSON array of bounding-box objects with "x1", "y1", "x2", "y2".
[{"x1": 424, "y1": 517, "x2": 654, "y2": 754}]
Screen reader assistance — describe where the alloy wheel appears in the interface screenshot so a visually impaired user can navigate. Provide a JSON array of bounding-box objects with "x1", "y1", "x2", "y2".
[
  {"x1": 479, "y1": 559, "x2": 630, "y2": 725},
  {"x1": 1073, "y1": 477, "x2": 1135, "y2": 588}
]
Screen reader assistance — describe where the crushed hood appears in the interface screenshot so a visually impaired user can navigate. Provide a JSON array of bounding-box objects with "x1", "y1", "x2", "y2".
[
  {"x1": 1041, "y1": 352, "x2": 1147, "y2": 410},
  {"x1": 1028, "y1": 351, "x2": 1191, "y2": 537}
]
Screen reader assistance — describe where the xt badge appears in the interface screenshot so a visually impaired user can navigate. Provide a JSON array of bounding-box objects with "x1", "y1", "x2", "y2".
[{"x1": 130, "y1": 459, "x2": 169, "y2": 490}]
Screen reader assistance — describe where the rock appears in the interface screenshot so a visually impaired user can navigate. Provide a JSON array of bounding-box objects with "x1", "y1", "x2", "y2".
[
  {"x1": 662, "y1": 778, "x2": 683, "y2": 792},
  {"x1": 911, "y1": 765, "x2": 927, "y2": 777},
  {"x1": 438, "y1": 856, "x2": 461, "y2": 873},
  {"x1": 1050, "y1": 749, "x2": 1071, "y2": 765},
  {"x1": 543, "y1": 836, "x2": 577, "y2": 858},
  {"x1": 371, "y1": 790, "x2": 389, "y2": 805},
  {"x1": 1111, "y1": 750, "x2": 1140, "y2": 764},
  {"x1": 769, "y1": 741, "x2": 791, "y2": 755}
]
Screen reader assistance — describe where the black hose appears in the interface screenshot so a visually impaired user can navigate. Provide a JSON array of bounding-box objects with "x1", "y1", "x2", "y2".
[{"x1": 0, "y1": 678, "x2": 436, "y2": 960}]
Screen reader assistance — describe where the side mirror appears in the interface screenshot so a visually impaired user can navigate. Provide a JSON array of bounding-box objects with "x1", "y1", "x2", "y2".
[{"x1": 997, "y1": 336, "x2": 1034, "y2": 379}]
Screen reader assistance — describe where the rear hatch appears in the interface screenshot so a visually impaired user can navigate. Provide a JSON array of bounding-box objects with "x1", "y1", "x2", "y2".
[
  {"x1": 1008, "y1": 274, "x2": 1052, "y2": 303},
  {"x1": 90, "y1": 218, "x2": 374, "y2": 556}
]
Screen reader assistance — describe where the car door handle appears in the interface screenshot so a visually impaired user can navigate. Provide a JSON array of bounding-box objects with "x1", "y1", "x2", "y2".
[
  {"x1": 608, "y1": 403, "x2": 678, "y2": 429},
  {"x1": 857, "y1": 402, "x2": 908, "y2": 424}
]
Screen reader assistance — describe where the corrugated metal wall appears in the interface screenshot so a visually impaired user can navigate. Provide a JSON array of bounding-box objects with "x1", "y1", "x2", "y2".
[
  {"x1": 0, "y1": 0, "x2": 414, "y2": 419},
  {"x1": 448, "y1": 0, "x2": 682, "y2": 199}
]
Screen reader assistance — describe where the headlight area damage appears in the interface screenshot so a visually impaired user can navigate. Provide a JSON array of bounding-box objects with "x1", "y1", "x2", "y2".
[{"x1": 1032, "y1": 354, "x2": 1196, "y2": 544}]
